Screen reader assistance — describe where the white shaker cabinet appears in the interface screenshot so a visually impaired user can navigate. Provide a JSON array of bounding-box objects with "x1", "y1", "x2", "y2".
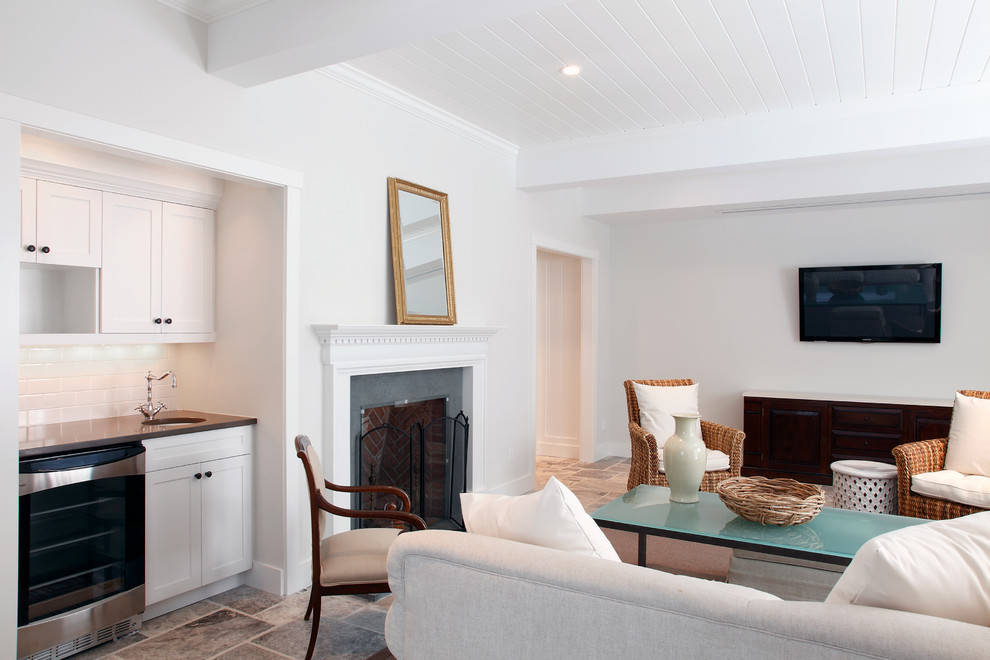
[
  {"x1": 21, "y1": 178, "x2": 102, "y2": 267},
  {"x1": 101, "y1": 192, "x2": 215, "y2": 334},
  {"x1": 144, "y1": 426, "x2": 254, "y2": 607}
]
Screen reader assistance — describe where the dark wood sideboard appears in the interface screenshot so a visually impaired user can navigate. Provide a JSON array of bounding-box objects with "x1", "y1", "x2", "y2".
[{"x1": 742, "y1": 392, "x2": 953, "y2": 484}]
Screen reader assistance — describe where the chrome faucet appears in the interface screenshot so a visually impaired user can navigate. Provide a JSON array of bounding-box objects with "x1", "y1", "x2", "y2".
[{"x1": 136, "y1": 370, "x2": 177, "y2": 420}]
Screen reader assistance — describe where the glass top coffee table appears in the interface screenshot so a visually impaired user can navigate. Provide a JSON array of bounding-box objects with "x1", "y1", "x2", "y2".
[{"x1": 592, "y1": 485, "x2": 927, "y2": 567}]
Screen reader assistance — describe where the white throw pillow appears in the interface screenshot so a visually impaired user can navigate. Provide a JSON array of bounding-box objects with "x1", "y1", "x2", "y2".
[
  {"x1": 945, "y1": 392, "x2": 990, "y2": 476},
  {"x1": 460, "y1": 476, "x2": 620, "y2": 562},
  {"x1": 825, "y1": 511, "x2": 990, "y2": 626},
  {"x1": 911, "y1": 470, "x2": 990, "y2": 508},
  {"x1": 632, "y1": 382, "x2": 701, "y2": 446}
]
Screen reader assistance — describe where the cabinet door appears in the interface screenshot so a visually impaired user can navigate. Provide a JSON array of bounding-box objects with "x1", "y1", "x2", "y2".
[
  {"x1": 146, "y1": 463, "x2": 203, "y2": 606},
  {"x1": 161, "y1": 203, "x2": 215, "y2": 333},
  {"x1": 764, "y1": 401, "x2": 828, "y2": 475},
  {"x1": 101, "y1": 193, "x2": 163, "y2": 333},
  {"x1": 200, "y1": 454, "x2": 253, "y2": 585},
  {"x1": 20, "y1": 177, "x2": 37, "y2": 263},
  {"x1": 35, "y1": 180, "x2": 102, "y2": 267}
]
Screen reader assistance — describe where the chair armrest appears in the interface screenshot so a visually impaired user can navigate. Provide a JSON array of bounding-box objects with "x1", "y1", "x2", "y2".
[
  {"x1": 700, "y1": 420, "x2": 745, "y2": 456},
  {"x1": 627, "y1": 422, "x2": 660, "y2": 489},
  {"x1": 892, "y1": 438, "x2": 948, "y2": 478},
  {"x1": 700, "y1": 420, "x2": 745, "y2": 475},
  {"x1": 629, "y1": 421, "x2": 656, "y2": 446},
  {"x1": 314, "y1": 489, "x2": 427, "y2": 530},
  {"x1": 324, "y1": 480, "x2": 412, "y2": 512}
]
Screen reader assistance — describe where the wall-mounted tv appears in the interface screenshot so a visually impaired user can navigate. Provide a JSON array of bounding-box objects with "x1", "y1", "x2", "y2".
[{"x1": 799, "y1": 263, "x2": 941, "y2": 343}]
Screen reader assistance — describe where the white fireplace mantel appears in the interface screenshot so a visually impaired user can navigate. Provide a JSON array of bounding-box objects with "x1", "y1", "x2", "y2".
[{"x1": 313, "y1": 325, "x2": 497, "y2": 531}]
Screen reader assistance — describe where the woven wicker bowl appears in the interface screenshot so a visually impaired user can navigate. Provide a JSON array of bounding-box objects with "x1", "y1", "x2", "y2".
[{"x1": 716, "y1": 476, "x2": 825, "y2": 526}]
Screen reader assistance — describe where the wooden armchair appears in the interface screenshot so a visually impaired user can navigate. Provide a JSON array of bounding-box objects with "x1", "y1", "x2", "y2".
[
  {"x1": 624, "y1": 379, "x2": 745, "y2": 492},
  {"x1": 892, "y1": 390, "x2": 990, "y2": 520},
  {"x1": 295, "y1": 435, "x2": 426, "y2": 660}
]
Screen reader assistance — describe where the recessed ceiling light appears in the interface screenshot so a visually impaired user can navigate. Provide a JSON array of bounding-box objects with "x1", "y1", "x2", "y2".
[{"x1": 560, "y1": 65, "x2": 581, "y2": 76}]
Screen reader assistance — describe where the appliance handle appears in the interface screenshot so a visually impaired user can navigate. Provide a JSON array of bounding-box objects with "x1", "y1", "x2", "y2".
[{"x1": 19, "y1": 445, "x2": 145, "y2": 496}]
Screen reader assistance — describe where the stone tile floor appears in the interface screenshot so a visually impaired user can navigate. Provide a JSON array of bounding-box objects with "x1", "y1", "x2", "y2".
[
  {"x1": 76, "y1": 455, "x2": 831, "y2": 659},
  {"x1": 73, "y1": 585, "x2": 393, "y2": 660}
]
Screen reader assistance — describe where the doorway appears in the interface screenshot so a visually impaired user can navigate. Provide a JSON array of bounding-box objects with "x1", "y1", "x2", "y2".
[{"x1": 534, "y1": 243, "x2": 596, "y2": 463}]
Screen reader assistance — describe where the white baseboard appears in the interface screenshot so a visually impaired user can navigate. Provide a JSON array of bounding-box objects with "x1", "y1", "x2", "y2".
[
  {"x1": 536, "y1": 441, "x2": 579, "y2": 459},
  {"x1": 485, "y1": 472, "x2": 535, "y2": 495},
  {"x1": 143, "y1": 573, "x2": 246, "y2": 621},
  {"x1": 597, "y1": 441, "x2": 630, "y2": 461},
  {"x1": 246, "y1": 561, "x2": 284, "y2": 596}
]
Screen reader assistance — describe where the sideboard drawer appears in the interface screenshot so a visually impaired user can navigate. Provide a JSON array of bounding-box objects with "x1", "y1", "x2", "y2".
[
  {"x1": 831, "y1": 430, "x2": 902, "y2": 454},
  {"x1": 832, "y1": 406, "x2": 902, "y2": 431}
]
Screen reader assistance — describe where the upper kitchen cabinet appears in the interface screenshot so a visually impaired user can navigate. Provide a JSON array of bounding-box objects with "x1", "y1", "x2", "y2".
[
  {"x1": 101, "y1": 192, "x2": 215, "y2": 335},
  {"x1": 21, "y1": 178, "x2": 102, "y2": 267}
]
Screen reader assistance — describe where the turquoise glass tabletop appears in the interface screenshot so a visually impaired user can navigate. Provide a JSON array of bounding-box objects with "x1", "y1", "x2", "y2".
[{"x1": 592, "y1": 485, "x2": 928, "y2": 564}]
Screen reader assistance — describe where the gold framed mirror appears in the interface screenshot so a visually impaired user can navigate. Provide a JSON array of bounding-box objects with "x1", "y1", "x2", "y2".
[{"x1": 387, "y1": 177, "x2": 457, "y2": 325}]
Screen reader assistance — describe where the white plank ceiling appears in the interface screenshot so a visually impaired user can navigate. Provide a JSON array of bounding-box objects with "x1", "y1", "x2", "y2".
[
  {"x1": 170, "y1": 0, "x2": 989, "y2": 149},
  {"x1": 344, "y1": 0, "x2": 990, "y2": 147}
]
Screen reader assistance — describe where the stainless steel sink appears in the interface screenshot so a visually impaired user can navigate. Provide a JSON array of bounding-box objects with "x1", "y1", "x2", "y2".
[{"x1": 141, "y1": 417, "x2": 206, "y2": 426}]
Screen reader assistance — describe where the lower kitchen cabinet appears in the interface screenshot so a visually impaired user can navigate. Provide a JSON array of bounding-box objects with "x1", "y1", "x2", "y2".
[{"x1": 144, "y1": 426, "x2": 254, "y2": 606}]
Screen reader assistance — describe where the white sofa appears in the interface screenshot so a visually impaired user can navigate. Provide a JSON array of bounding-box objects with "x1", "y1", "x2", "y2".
[{"x1": 385, "y1": 529, "x2": 990, "y2": 660}]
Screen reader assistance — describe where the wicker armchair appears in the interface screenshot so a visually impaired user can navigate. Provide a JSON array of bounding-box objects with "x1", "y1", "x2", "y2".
[
  {"x1": 624, "y1": 379, "x2": 745, "y2": 492},
  {"x1": 891, "y1": 390, "x2": 990, "y2": 520}
]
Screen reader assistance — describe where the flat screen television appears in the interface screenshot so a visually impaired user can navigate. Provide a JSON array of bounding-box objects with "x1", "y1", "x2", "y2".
[{"x1": 799, "y1": 263, "x2": 941, "y2": 343}]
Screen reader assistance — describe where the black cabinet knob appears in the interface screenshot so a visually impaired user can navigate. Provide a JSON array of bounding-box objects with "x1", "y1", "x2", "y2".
[
  {"x1": 205, "y1": 471, "x2": 213, "y2": 478},
  {"x1": 40, "y1": 246, "x2": 50, "y2": 254},
  {"x1": 164, "y1": 318, "x2": 173, "y2": 324},
  {"x1": 154, "y1": 318, "x2": 162, "y2": 324},
  {"x1": 25, "y1": 245, "x2": 35, "y2": 252},
  {"x1": 194, "y1": 472, "x2": 202, "y2": 480}
]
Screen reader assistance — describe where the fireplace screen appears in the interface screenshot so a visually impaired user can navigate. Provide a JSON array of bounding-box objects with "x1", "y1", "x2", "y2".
[{"x1": 356, "y1": 398, "x2": 468, "y2": 530}]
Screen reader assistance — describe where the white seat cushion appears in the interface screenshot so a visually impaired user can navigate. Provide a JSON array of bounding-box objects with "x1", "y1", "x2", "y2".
[
  {"x1": 659, "y1": 448, "x2": 730, "y2": 473},
  {"x1": 911, "y1": 470, "x2": 990, "y2": 508},
  {"x1": 826, "y1": 510, "x2": 990, "y2": 626},
  {"x1": 460, "y1": 476, "x2": 620, "y2": 561},
  {"x1": 319, "y1": 527, "x2": 400, "y2": 587}
]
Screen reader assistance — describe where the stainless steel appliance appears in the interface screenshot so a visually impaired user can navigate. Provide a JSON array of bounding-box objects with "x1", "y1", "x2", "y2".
[{"x1": 18, "y1": 443, "x2": 145, "y2": 660}]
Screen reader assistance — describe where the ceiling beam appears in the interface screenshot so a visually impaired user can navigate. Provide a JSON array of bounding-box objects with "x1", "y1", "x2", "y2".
[
  {"x1": 515, "y1": 88, "x2": 990, "y2": 192},
  {"x1": 207, "y1": 0, "x2": 569, "y2": 87}
]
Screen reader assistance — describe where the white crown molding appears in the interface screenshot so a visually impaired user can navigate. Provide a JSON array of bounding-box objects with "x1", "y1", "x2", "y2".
[
  {"x1": 312, "y1": 324, "x2": 498, "y2": 348},
  {"x1": 155, "y1": 0, "x2": 268, "y2": 23},
  {"x1": 317, "y1": 64, "x2": 519, "y2": 160},
  {"x1": 21, "y1": 159, "x2": 223, "y2": 209}
]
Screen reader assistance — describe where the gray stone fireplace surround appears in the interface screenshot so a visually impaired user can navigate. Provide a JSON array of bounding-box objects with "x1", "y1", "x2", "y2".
[{"x1": 350, "y1": 368, "x2": 464, "y2": 448}]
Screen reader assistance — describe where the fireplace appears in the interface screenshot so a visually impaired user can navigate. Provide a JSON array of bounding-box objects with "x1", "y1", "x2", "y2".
[
  {"x1": 356, "y1": 404, "x2": 469, "y2": 529},
  {"x1": 314, "y1": 324, "x2": 497, "y2": 535},
  {"x1": 352, "y1": 369, "x2": 469, "y2": 529}
]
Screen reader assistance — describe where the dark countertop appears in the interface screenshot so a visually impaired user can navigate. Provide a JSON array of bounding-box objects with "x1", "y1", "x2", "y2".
[{"x1": 19, "y1": 410, "x2": 258, "y2": 459}]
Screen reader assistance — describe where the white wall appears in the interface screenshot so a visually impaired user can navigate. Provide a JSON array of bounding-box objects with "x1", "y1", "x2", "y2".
[
  {"x1": 607, "y1": 197, "x2": 990, "y2": 456},
  {"x1": 0, "y1": 0, "x2": 610, "y2": 603},
  {"x1": 1, "y1": 119, "x2": 21, "y2": 658}
]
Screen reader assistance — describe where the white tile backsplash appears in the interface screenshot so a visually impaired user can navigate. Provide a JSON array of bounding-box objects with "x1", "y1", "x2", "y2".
[{"x1": 18, "y1": 344, "x2": 181, "y2": 427}]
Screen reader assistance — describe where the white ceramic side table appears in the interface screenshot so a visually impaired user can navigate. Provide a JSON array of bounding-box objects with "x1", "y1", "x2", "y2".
[{"x1": 830, "y1": 460, "x2": 898, "y2": 514}]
